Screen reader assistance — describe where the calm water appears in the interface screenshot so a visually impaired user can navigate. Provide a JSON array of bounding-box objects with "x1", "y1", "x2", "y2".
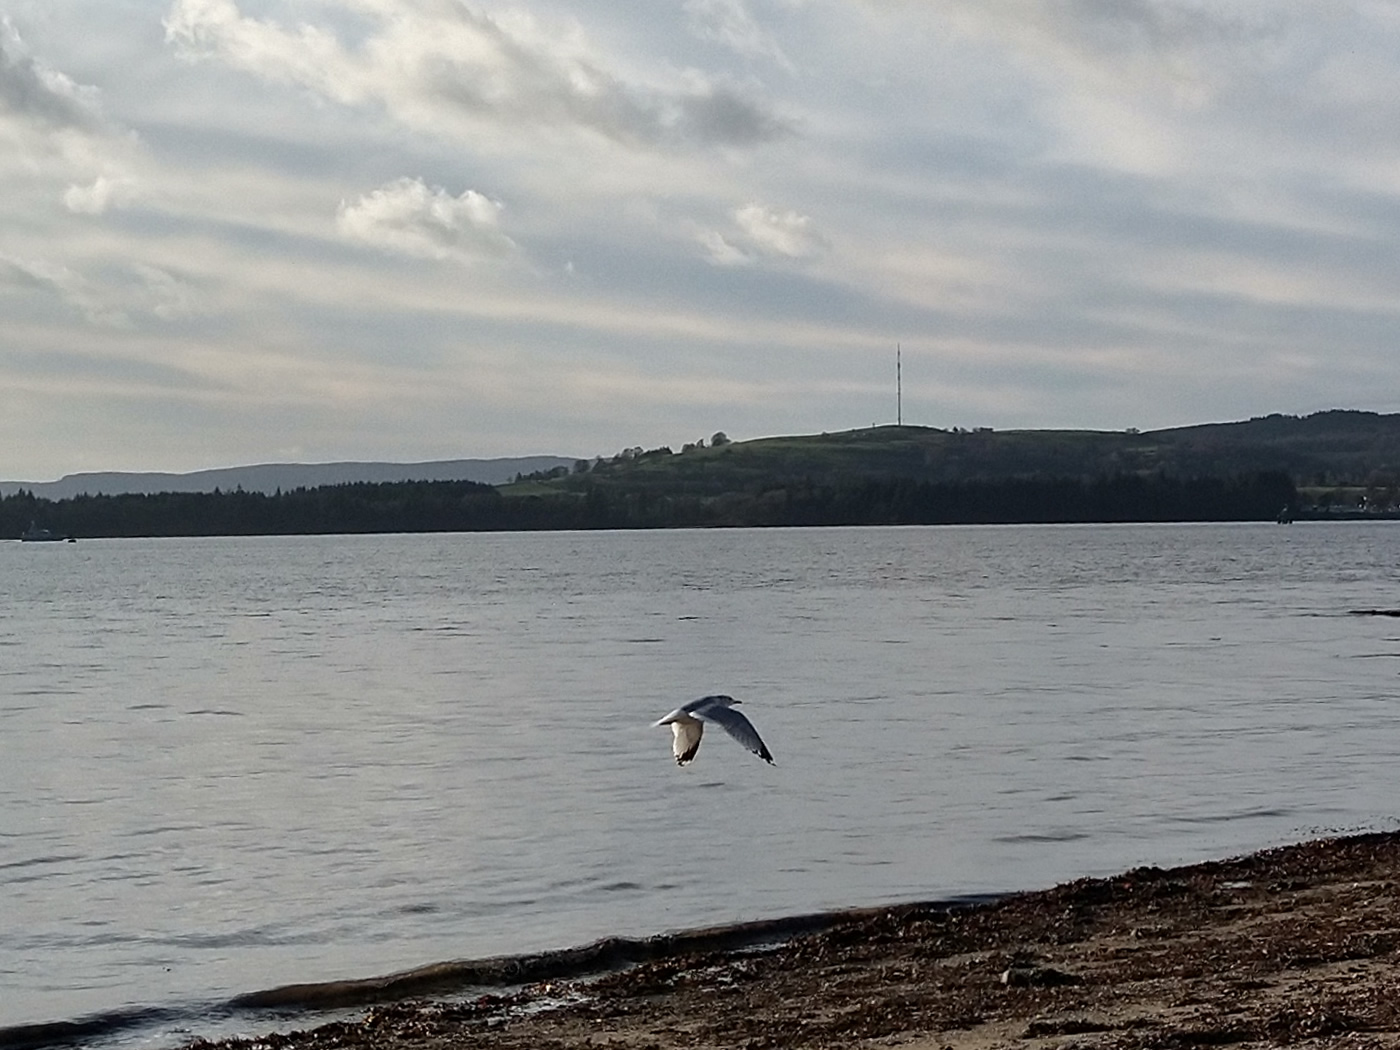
[{"x1": 4, "y1": 524, "x2": 1400, "y2": 1044}]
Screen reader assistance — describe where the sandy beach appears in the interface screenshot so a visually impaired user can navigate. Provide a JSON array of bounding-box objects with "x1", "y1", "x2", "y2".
[{"x1": 185, "y1": 831, "x2": 1400, "y2": 1050}]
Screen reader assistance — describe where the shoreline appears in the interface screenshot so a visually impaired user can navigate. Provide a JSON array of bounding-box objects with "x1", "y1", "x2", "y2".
[
  {"x1": 172, "y1": 830, "x2": 1400, "y2": 1050},
  {"x1": 8, "y1": 832, "x2": 1398, "y2": 1049},
  {"x1": 0, "y1": 893, "x2": 1002, "y2": 1050},
  {"x1": 226, "y1": 900, "x2": 1006, "y2": 1012}
]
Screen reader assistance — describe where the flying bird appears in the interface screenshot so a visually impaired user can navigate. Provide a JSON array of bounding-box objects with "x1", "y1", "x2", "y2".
[{"x1": 653, "y1": 694, "x2": 774, "y2": 766}]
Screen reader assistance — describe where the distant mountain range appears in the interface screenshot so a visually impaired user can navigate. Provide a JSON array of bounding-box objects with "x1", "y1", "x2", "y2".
[
  {"x1": 0, "y1": 456, "x2": 578, "y2": 500},
  {"x1": 10, "y1": 408, "x2": 1400, "y2": 507},
  {"x1": 11, "y1": 411, "x2": 1400, "y2": 535}
]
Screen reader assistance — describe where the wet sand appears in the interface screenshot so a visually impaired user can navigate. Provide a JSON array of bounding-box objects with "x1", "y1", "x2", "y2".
[{"x1": 191, "y1": 832, "x2": 1400, "y2": 1050}]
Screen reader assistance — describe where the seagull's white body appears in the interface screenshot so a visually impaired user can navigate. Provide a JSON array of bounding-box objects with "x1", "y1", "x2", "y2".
[{"x1": 652, "y1": 694, "x2": 774, "y2": 766}]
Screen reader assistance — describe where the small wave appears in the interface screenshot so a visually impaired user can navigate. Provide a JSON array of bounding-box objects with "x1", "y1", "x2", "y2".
[
  {"x1": 155, "y1": 924, "x2": 345, "y2": 950},
  {"x1": 0, "y1": 1005, "x2": 192, "y2": 1050},
  {"x1": 123, "y1": 824, "x2": 203, "y2": 838},
  {"x1": 992, "y1": 830, "x2": 1092, "y2": 844},
  {"x1": 0, "y1": 853, "x2": 83, "y2": 873},
  {"x1": 1169, "y1": 806, "x2": 1293, "y2": 827}
]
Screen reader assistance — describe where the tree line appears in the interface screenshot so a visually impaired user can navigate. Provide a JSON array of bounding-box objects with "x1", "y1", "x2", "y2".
[{"x1": 1, "y1": 470, "x2": 1297, "y2": 539}]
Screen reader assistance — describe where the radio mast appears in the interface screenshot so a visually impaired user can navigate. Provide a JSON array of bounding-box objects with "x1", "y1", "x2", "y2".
[{"x1": 896, "y1": 343, "x2": 902, "y2": 426}]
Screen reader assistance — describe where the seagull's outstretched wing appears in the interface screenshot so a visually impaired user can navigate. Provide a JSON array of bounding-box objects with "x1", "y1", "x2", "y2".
[
  {"x1": 695, "y1": 702, "x2": 774, "y2": 764},
  {"x1": 670, "y1": 720, "x2": 703, "y2": 765}
]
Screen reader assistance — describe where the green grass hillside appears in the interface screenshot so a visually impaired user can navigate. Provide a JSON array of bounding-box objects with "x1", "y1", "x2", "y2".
[{"x1": 508, "y1": 410, "x2": 1400, "y2": 500}]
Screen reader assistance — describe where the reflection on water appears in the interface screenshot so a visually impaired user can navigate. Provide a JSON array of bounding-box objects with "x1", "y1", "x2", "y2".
[{"x1": 3, "y1": 523, "x2": 1400, "y2": 1041}]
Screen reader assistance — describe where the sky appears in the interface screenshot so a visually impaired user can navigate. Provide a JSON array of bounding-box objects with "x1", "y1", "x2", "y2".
[{"x1": 5, "y1": 1, "x2": 1400, "y2": 479}]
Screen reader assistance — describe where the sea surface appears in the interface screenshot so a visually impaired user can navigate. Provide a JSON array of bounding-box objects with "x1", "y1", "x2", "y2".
[{"x1": 4, "y1": 523, "x2": 1400, "y2": 1045}]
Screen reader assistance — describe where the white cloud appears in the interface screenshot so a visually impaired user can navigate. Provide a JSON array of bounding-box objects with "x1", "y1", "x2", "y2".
[
  {"x1": 899, "y1": 1, "x2": 1400, "y2": 184},
  {"x1": 701, "y1": 202, "x2": 827, "y2": 264},
  {"x1": 857, "y1": 0, "x2": 1290, "y2": 175},
  {"x1": 0, "y1": 253, "x2": 68, "y2": 292},
  {"x1": 63, "y1": 173, "x2": 136, "y2": 214},
  {"x1": 0, "y1": 254, "x2": 122, "y2": 325},
  {"x1": 0, "y1": 16, "x2": 103, "y2": 131},
  {"x1": 133, "y1": 264, "x2": 200, "y2": 321},
  {"x1": 735, "y1": 203, "x2": 825, "y2": 257},
  {"x1": 164, "y1": 0, "x2": 792, "y2": 149},
  {"x1": 0, "y1": 253, "x2": 196, "y2": 327},
  {"x1": 0, "y1": 18, "x2": 140, "y2": 206},
  {"x1": 698, "y1": 229, "x2": 751, "y2": 267},
  {"x1": 925, "y1": 0, "x2": 1277, "y2": 95},
  {"x1": 684, "y1": 0, "x2": 793, "y2": 69},
  {"x1": 163, "y1": 0, "x2": 359, "y2": 100},
  {"x1": 336, "y1": 177, "x2": 517, "y2": 262}
]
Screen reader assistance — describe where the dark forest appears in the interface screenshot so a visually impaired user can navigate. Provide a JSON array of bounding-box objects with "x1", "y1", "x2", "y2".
[{"x1": 2, "y1": 471, "x2": 1297, "y2": 539}]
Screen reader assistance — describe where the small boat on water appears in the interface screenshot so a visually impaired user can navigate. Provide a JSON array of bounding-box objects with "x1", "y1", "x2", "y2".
[{"x1": 20, "y1": 522, "x2": 73, "y2": 542}]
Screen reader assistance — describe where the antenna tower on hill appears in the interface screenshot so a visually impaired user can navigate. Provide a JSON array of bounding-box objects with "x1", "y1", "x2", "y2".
[{"x1": 897, "y1": 343, "x2": 902, "y2": 426}]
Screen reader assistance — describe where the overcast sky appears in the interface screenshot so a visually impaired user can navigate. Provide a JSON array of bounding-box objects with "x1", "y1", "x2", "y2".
[{"x1": 4, "y1": 1, "x2": 1400, "y2": 478}]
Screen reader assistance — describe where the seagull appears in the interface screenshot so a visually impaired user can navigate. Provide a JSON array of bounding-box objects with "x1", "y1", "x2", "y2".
[{"x1": 653, "y1": 695, "x2": 774, "y2": 766}]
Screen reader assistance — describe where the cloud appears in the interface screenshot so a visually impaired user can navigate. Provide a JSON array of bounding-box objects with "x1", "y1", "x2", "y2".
[
  {"x1": 0, "y1": 253, "x2": 196, "y2": 327},
  {"x1": 0, "y1": 254, "x2": 127, "y2": 325},
  {"x1": 859, "y1": 0, "x2": 1289, "y2": 174},
  {"x1": 735, "y1": 203, "x2": 826, "y2": 257},
  {"x1": 0, "y1": 18, "x2": 140, "y2": 208},
  {"x1": 0, "y1": 17, "x2": 103, "y2": 132},
  {"x1": 701, "y1": 202, "x2": 827, "y2": 265},
  {"x1": 698, "y1": 229, "x2": 751, "y2": 267},
  {"x1": 63, "y1": 174, "x2": 137, "y2": 215},
  {"x1": 164, "y1": 0, "x2": 793, "y2": 149},
  {"x1": 132, "y1": 264, "x2": 200, "y2": 321},
  {"x1": 926, "y1": 0, "x2": 1277, "y2": 89},
  {"x1": 163, "y1": 0, "x2": 356, "y2": 98},
  {"x1": 684, "y1": 0, "x2": 793, "y2": 69},
  {"x1": 0, "y1": 254, "x2": 65, "y2": 292},
  {"x1": 336, "y1": 177, "x2": 517, "y2": 262}
]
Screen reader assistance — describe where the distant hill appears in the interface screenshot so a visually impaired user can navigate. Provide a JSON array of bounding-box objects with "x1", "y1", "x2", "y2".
[
  {"x1": 522, "y1": 411, "x2": 1400, "y2": 497},
  {"x1": 0, "y1": 456, "x2": 578, "y2": 499},
  {"x1": 10, "y1": 410, "x2": 1400, "y2": 536},
  {"x1": 17, "y1": 412, "x2": 1396, "y2": 536},
  {"x1": 13, "y1": 410, "x2": 1400, "y2": 503}
]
